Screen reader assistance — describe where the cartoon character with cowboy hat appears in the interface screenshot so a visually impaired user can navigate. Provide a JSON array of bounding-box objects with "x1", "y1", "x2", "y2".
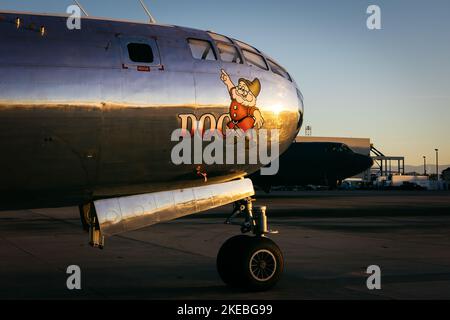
[{"x1": 220, "y1": 69, "x2": 264, "y2": 132}]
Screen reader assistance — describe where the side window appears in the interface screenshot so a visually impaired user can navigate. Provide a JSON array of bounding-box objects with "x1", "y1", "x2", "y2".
[
  {"x1": 187, "y1": 39, "x2": 216, "y2": 61},
  {"x1": 121, "y1": 38, "x2": 161, "y2": 68},
  {"x1": 217, "y1": 42, "x2": 242, "y2": 64},
  {"x1": 268, "y1": 59, "x2": 291, "y2": 81},
  {"x1": 242, "y1": 50, "x2": 268, "y2": 70},
  {"x1": 127, "y1": 43, "x2": 154, "y2": 63}
]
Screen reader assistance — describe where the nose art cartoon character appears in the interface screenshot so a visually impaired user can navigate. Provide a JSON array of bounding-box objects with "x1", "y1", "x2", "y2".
[{"x1": 220, "y1": 69, "x2": 264, "y2": 131}]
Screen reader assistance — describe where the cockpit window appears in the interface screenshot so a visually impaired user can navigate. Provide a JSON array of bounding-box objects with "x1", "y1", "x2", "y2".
[
  {"x1": 217, "y1": 43, "x2": 243, "y2": 64},
  {"x1": 127, "y1": 43, "x2": 154, "y2": 63},
  {"x1": 208, "y1": 32, "x2": 233, "y2": 44},
  {"x1": 341, "y1": 145, "x2": 352, "y2": 153},
  {"x1": 208, "y1": 32, "x2": 243, "y2": 64},
  {"x1": 187, "y1": 39, "x2": 217, "y2": 61},
  {"x1": 242, "y1": 50, "x2": 268, "y2": 70},
  {"x1": 234, "y1": 39, "x2": 260, "y2": 53},
  {"x1": 268, "y1": 59, "x2": 291, "y2": 81},
  {"x1": 326, "y1": 145, "x2": 338, "y2": 153},
  {"x1": 326, "y1": 144, "x2": 353, "y2": 153}
]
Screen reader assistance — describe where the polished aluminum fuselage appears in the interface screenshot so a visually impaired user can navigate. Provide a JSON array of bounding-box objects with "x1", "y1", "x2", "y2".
[{"x1": 0, "y1": 12, "x2": 303, "y2": 209}]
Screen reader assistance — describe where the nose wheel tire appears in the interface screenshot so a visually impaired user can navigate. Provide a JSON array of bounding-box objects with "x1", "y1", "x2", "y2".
[{"x1": 217, "y1": 235, "x2": 284, "y2": 291}]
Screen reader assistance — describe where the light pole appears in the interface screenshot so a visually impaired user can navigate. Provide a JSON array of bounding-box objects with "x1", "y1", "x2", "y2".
[
  {"x1": 435, "y1": 149, "x2": 439, "y2": 180},
  {"x1": 423, "y1": 156, "x2": 427, "y2": 175}
]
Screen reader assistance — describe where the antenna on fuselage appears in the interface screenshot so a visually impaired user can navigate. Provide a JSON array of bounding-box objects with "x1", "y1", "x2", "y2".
[
  {"x1": 138, "y1": 0, "x2": 157, "y2": 24},
  {"x1": 73, "y1": 0, "x2": 89, "y2": 17}
]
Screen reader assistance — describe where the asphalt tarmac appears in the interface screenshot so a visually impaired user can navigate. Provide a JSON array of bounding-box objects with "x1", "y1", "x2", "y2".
[{"x1": 1, "y1": 190, "x2": 450, "y2": 300}]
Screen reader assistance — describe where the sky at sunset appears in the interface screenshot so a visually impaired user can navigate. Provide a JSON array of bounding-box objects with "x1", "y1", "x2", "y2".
[{"x1": 1, "y1": 0, "x2": 449, "y2": 166}]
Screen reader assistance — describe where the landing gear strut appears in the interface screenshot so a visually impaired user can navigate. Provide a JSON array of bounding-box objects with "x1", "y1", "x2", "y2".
[
  {"x1": 217, "y1": 198, "x2": 283, "y2": 291},
  {"x1": 78, "y1": 202, "x2": 104, "y2": 249}
]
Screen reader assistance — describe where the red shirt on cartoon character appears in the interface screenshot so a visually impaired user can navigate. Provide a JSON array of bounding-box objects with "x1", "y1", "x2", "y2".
[{"x1": 220, "y1": 69, "x2": 264, "y2": 132}]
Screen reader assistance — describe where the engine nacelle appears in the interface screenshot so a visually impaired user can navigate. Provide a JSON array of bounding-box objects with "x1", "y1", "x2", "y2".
[{"x1": 89, "y1": 179, "x2": 255, "y2": 246}]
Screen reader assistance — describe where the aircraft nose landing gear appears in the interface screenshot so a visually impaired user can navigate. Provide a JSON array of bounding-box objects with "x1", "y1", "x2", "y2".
[{"x1": 217, "y1": 198, "x2": 283, "y2": 291}]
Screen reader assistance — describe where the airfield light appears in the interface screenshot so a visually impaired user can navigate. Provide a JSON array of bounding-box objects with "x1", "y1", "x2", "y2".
[
  {"x1": 435, "y1": 149, "x2": 439, "y2": 180},
  {"x1": 423, "y1": 156, "x2": 427, "y2": 175},
  {"x1": 15, "y1": 17, "x2": 21, "y2": 29}
]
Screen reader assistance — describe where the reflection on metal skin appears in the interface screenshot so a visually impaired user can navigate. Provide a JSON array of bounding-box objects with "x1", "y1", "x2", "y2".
[
  {"x1": 94, "y1": 178, "x2": 255, "y2": 236},
  {"x1": 0, "y1": 12, "x2": 303, "y2": 210}
]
